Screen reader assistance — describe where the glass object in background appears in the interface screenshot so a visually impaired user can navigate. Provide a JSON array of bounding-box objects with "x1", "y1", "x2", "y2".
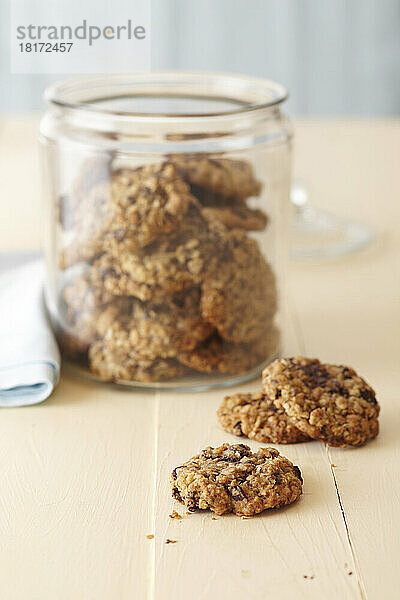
[
  {"x1": 290, "y1": 180, "x2": 374, "y2": 260},
  {"x1": 40, "y1": 73, "x2": 292, "y2": 390}
]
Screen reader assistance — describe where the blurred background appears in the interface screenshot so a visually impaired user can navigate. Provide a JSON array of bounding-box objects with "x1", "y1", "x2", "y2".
[{"x1": 1, "y1": 0, "x2": 400, "y2": 115}]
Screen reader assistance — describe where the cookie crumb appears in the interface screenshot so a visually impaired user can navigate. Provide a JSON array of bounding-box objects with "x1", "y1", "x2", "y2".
[
  {"x1": 211, "y1": 517, "x2": 218, "y2": 520},
  {"x1": 348, "y1": 571, "x2": 353, "y2": 576},
  {"x1": 165, "y1": 539, "x2": 177, "y2": 544},
  {"x1": 303, "y1": 575, "x2": 314, "y2": 580},
  {"x1": 146, "y1": 534, "x2": 154, "y2": 540},
  {"x1": 169, "y1": 510, "x2": 182, "y2": 520},
  {"x1": 331, "y1": 463, "x2": 337, "y2": 468}
]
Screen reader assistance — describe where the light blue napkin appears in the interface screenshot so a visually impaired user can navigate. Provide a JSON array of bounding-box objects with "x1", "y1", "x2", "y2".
[{"x1": 0, "y1": 257, "x2": 60, "y2": 407}]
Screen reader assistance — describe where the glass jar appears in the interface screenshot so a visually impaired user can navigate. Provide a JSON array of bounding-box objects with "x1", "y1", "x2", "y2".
[{"x1": 40, "y1": 72, "x2": 292, "y2": 390}]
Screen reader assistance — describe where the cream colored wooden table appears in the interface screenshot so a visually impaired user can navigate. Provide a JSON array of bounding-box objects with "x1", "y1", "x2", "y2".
[{"x1": 0, "y1": 117, "x2": 399, "y2": 600}]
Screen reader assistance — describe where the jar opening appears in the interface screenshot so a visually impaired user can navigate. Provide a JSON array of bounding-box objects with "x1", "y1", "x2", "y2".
[{"x1": 44, "y1": 72, "x2": 288, "y2": 119}]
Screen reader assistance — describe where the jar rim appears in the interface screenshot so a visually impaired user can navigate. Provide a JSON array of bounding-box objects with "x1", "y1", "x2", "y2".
[{"x1": 44, "y1": 71, "x2": 288, "y2": 120}]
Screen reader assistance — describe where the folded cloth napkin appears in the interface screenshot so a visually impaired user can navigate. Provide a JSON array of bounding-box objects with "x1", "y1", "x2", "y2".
[{"x1": 0, "y1": 257, "x2": 60, "y2": 407}]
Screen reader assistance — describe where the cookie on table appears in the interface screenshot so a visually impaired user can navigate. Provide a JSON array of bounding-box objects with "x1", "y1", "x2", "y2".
[
  {"x1": 217, "y1": 391, "x2": 310, "y2": 444},
  {"x1": 200, "y1": 230, "x2": 277, "y2": 343},
  {"x1": 88, "y1": 322, "x2": 187, "y2": 383},
  {"x1": 170, "y1": 443, "x2": 302, "y2": 516},
  {"x1": 262, "y1": 357, "x2": 380, "y2": 447},
  {"x1": 178, "y1": 327, "x2": 279, "y2": 375},
  {"x1": 174, "y1": 156, "x2": 262, "y2": 199},
  {"x1": 60, "y1": 162, "x2": 196, "y2": 268}
]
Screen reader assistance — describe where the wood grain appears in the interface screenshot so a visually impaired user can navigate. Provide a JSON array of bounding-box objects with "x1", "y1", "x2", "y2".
[{"x1": 0, "y1": 376, "x2": 156, "y2": 600}]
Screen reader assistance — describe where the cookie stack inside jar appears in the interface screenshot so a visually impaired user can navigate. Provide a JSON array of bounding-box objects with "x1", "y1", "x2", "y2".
[{"x1": 57, "y1": 153, "x2": 279, "y2": 384}]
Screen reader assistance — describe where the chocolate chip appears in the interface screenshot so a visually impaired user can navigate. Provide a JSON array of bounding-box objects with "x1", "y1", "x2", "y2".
[
  {"x1": 292, "y1": 466, "x2": 303, "y2": 483},
  {"x1": 219, "y1": 444, "x2": 250, "y2": 463},
  {"x1": 272, "y1": 471, "x2": 282, "y2": 485},
  {"x1": 172, "y1": 487, "x2": 182, "y2": 502},
  {"x1": 229, "y1": 485, "x2": 246, "y2": 501},
  {"x1": 359, "y1": 388, "x2": 377, "y2": 404},
  {"x1": 329, "y1": 384, "x2": 349, "y2": 397},
  {"x1": 341, "y1": 367, "x2": 353, "y2": 379},
  {"x1": 186, "y1": 492, "x2": 199, "y2": 512},
  {"x1": 300, "y1": 361, "x2": 329, "y2": 387}
]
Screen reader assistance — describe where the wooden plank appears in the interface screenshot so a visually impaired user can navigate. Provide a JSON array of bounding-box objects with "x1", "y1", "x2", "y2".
[{"x1": 0, "y1": 374, "x2": 156, "y2": 600}]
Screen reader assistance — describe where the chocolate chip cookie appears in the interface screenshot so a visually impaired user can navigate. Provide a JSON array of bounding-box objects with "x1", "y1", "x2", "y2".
[
  {"x1": 200, "y1": 230, "x2": 277, "y2": 343},
  {"x1": 262, "y1": 357, "x2": 380, "y2": 447},
  {"x1": 171, "y1": 443, "x2": 303, "y2": 516},
  {"x1": 217, "y1": 392, "x2": 310, "y2": 444}
]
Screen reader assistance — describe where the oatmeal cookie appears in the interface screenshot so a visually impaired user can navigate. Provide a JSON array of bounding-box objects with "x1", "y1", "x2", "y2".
[
  {"x1": 90, "y1": 209, "x2": 227, "y2": 301},
  {"x1": 178, "y1": 327, "x2": 279, "y2": 375},
  {"x1": 170, "y1": 443, "x2": 302, "y2": 516},
  {"x1": 88, "y1": 322, "x2": 187, "y2": 383},
  {"x1": 262, "y1": 357, "x2": 380, "y2": 447},
  {"x1": 127, "y1": 288, "x2": 213, "y2": 358},
  {"x1": 61, "y1": 162, "x2": 196, "y2": 267},
  {"x1": 217, "y1": 392, "x2": 310, "y2": 444},
  {"x1": 174, "y1": 157, "x2": 262, "y2": 199},
  {"x1": 201, "y1": 230, "x2": 277, "y2": 343}
]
